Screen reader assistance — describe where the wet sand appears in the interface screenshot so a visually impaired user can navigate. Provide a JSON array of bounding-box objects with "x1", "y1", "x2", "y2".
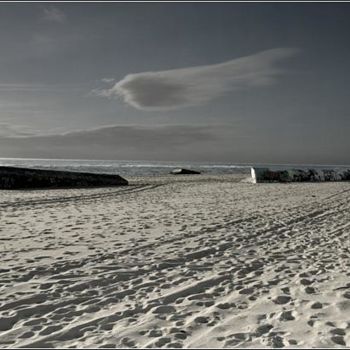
[{"x1": 0, "y1": 174, "x2": 349, "y2": 348}]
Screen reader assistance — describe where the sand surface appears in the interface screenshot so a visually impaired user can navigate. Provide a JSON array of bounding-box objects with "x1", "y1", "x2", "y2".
[{"x1": 0, "y1": 174, "x2": 350, "y2": 348}]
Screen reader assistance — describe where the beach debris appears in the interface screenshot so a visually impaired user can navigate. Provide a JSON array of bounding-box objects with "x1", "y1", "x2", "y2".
[
  {"x1": 251, "y1": 167, "x2": 350, "y2": 183},
  {"x1": 170, "y1": 168, "x2": 201, "y2": 175},
  {"x1": 0, "y1": 166, "x2": 128, "y2": 189}
]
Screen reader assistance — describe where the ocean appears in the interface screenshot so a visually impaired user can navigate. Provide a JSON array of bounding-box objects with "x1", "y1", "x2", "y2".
[
  {"x1": 0, "y1": 158, "x2": 252, "y2": 177},
  {"x1": 0, "y1": 158, "x2": 348, "y2": 178}
]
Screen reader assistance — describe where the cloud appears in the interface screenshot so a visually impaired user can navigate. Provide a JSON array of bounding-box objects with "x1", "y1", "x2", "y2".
[
  {"x1": 42, "y1": 7, "x2": 66, "y2": 23},
  {"x1": 0, "y1": 83, "x2": 52, "y2": 92},
  {"x1": 93, "y1": 48, "x2": 299, "y2": 111},
  {"x1": 0, "y1": 124, "x2": 224, "y2": 161},
  {"x1": 0, "y1": 123, "x2": 38, "y2": 137},
  {"x1": 0, "y1": 83, "x2": 84, "y2": 94},
  {"x1": 101, "y1": 78, "x2": 116, "y2": 84}
]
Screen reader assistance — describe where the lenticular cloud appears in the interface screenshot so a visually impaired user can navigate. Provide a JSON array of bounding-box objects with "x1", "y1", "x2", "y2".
[{"x1": 94, "y1": 48, "x2": 299, "y2": 111}]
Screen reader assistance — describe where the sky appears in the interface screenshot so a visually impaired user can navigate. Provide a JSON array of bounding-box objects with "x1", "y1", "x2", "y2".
[{"x1": 0, "y1": 2, "x2": 349, "y2": 164}]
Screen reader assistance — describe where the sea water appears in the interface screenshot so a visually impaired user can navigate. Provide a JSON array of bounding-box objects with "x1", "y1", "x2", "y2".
[
  {"x1": 0, "y1": 158, "x2": 348, "y2": 177},
  {"x1": 0, "y1": 158, "x2": 251, "y2": 177}
]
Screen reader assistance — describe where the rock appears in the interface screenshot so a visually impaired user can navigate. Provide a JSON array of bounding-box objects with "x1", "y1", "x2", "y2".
[
  {"x1": 0, "y1": 166, "x2": 128, "y2": 189},
  {"x1": 251, "y1": 168, "x2": 290, "y2": 183},
  {"x1": 170, "y1": 168, "x2": 201, "y2": 175}
]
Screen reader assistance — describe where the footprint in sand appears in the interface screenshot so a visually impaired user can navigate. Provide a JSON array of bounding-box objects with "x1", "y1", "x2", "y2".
[
  {"x1": 215, "y1": 302, "x2": 233, "y2": 310},
  {"x1": 224, "y1": 332, "x2": 252, "y2": 346},
  {"x1": 273, "y1": 295, "x2": 291, "y2": 305},
  {"x1": 255, "y1": 324, "x2": 273, "y2": 336},
  {"x1": 148, "y1": 329, "x2": 163, "y2": 338},
  {"x1": 121, "y1": 337, "x2": 136, "y2": 347},
  {"x1": 310, "y1": 302, "x2": 323, "y2": 309},
  {"x1": 279, "y1": 310, "x2": 296, "y2": 321},
  {"x1": 331, "y1": 335, "x2": 346, "y2": 346},
  {"x1": 38, "y1": 325, "x2": 63, "y2": 336},
  {"x1": 305, "y1": 286, "x2": 316, "y2": 294},
  {"x1": 165, "y1": 342, "x2": 182, "y2": 348},
  {"x1": 154, "y1": 337, "x2": 171, "y2": 347},
  {"x1": 343, "y1": 291, "x2": 350, "y2": 299}
]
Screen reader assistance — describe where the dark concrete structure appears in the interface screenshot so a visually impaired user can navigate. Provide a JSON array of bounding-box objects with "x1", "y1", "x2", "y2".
[
  {"x1": 0, "y1": 166, "x2": 128, "y2": 189},
  {"x1": 251, "y1": 167, "x2": 350, "y2": 183},
  {"x1": 170, "y1": 168, "x2": 201, "y2": 175}
]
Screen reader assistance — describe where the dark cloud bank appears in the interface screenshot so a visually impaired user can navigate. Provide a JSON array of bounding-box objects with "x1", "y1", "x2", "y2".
[{"x1": 1, "y1": 124, "x2": 348, "y2": 165}]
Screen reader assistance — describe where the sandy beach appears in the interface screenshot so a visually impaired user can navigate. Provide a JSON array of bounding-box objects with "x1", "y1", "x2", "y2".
[{"x1": 0, "y1": 174, "x2": 350, "y2": 348}]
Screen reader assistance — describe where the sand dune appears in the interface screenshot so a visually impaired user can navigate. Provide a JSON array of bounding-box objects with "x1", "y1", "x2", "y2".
[{"x1": 0, "y1": 174, "x2": 349, "y2": 348}]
